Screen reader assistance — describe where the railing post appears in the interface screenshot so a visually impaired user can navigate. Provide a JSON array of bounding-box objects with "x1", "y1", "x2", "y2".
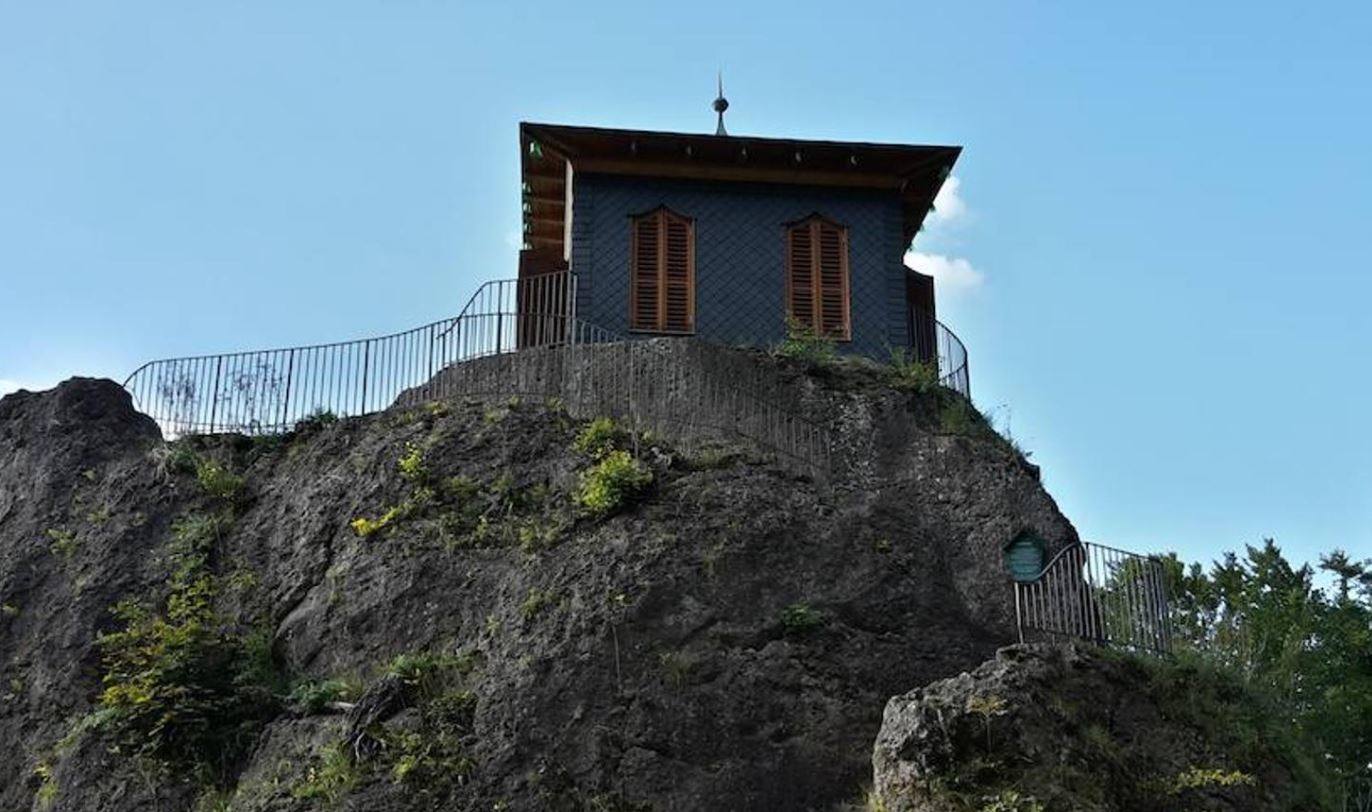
[
  {"x1": 280, "y1": 349, "x2": 295, "y2": 429},
  {"x1": 208, "y1": 357, "x2": 223, "y2": 434},
  {"x1": 361, "y1": 340, "x2": 371, "y2": 413}
]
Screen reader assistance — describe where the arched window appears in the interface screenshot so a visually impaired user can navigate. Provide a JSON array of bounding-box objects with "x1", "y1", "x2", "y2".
[
  {"x1": 785, "y1": 214, "x2": 851, "y2": 341},
  {"x1": 629, "y1": 207, "x2": 695, "y2": 334}
]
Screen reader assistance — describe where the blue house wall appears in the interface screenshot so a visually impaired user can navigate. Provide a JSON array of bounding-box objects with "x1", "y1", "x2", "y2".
[{"x1": 569, "y1": 173, "x2": 912, "y2": 359}]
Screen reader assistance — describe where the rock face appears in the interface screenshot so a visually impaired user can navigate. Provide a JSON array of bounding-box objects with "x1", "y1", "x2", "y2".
[
  {"x1": 872, "y1": 644, "x2": 1339, "y2": 812},
  {"x1": 0, "y1": 349, "x2": 1073, "y2": 812}
]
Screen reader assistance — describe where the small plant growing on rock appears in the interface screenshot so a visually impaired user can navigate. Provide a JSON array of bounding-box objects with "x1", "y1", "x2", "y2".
[
  {"x1": 397, "y1": 443, "x2": 428, "y2": 484},
  {"x1": 977, "y1": 790, "x2": 1044, "y2": 812},
  {"x1": 966, "y1": 693, "x2": 1009, "y2": 754},
  {"x1": 291, "y1": 741, "x2": 358, "y2": 805},
  {"x1": 350, "y1": 505, "x2": 405, "y2": 538},
  {"x1": 887, "y1": 347, "x2": 939, "y2": 393},
  {"x1": 780, "y1": 602, "x2": 824, "y2": 635},
  {"x1": 573, "y1": 416, "x2": 627, "y2": 460},
  {"x1": 939, "y1": 398, "x2": 978, "y2": 435},
  {"x1": 775, "y1": 318, "x2": 838, "y2": 366},
  {"x1": 520, "y1": 587, "x2": 557, "y2": 621},
  {"x1": 45, "y1": 528, "x2": 78, "y2": 559},
  {"x1": 1167, "y1": 766, "x2": 1255, "y2": 795},
  {"x1": 288, "y1": 677, "x2": 362, "y2": 715},
  {"x1": 293, "y1": 408, "x2": 338, "y2": 434},
  {"x1": 575, "y1": 450, "x2": 652, "y2": 517},
  {"x1": 33, "y1": 761, "x2": 57, "y2": 810},
  {"x1": 195, "y1": 459, "x2": 244, "y2": 501}
]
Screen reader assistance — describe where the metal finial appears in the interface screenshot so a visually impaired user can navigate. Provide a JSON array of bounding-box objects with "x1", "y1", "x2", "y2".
[{"x1": 712, "y1": 71, "x2": 729, "y2": 136}]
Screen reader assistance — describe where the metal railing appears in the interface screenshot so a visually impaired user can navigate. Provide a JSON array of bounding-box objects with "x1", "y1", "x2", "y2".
[
  {"x1": 122, "y1": 273, "x2": 577, "y2": 436},
  {"x1": 122, "y1": 270, "x2": 968, "y2": 478},
  {"x1": 915, "y1": 311, "x2": 970, "y2": 399},
  {"x1": 1015, "y1": 541, "x2": 1173, "y2": 655}
]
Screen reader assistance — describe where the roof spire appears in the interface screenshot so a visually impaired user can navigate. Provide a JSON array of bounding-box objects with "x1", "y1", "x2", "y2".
[{"x1": 712, "y1": 71, "x2": 729, "y2": 136}]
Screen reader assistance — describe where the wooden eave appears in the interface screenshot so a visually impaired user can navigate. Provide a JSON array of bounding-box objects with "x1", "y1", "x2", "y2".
[{"x1": 519, "y1": 121, "x2": 960, "y2": 252}]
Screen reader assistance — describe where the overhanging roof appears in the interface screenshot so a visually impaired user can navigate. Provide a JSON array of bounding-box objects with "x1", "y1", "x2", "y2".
[{"x1": 519, "y1": 121, "x2": 960, "y2": 254}]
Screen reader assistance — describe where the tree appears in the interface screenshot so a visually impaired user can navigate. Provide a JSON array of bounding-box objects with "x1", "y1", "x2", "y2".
[{"x1": 1168, "y1": 540, "x2": 1372, "y2": 782}]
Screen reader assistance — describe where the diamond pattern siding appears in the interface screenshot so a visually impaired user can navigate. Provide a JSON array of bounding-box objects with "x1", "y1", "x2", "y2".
[{"x1": 571, "y1": 174, "x2": 911, "y2": 359}]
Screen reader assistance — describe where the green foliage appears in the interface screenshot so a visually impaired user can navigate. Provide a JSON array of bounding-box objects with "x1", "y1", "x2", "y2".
[
  {"x1": 195, "y1": 459, "x2": 244, "y2": 502},
  {"x1": 293, "y1": 408, "x2": 338, "y2": 434},
  {"x1": 573, "y1": 416, "x2": 627, "y2": 460},
  {"x1": 780, "y1": 602, "x2": 824, "y2": 635},
  {"x1": 92, "y1": 510, "x2": 277, "y2": 781},
  {"x1": 966, "y1": 694, "x2": 1008, "y2": 753},
  {"x1": 166, "y1": 443, "x2": 202, "y2": 476},
  {"x1": 939, "y1": 398, "x2": 978, "y2": 434},
  {"x1": 520, "y1": 587, "x2": 557, "y2": 621},
  {"x1": 1164, "y1": 539, "x2": 1372, "y2": 782},
  {"x1": 385, "y1": 650, "x2": 477, "y2": 695},
  {"x1": 1, "y1": 601, "x2": 18, "y2": 617},
  {"x1": 775, "y1": 318, "x2": 838, "y2": 366},
  {"x1": 1167, "y1": 766, "x2": 1255, "y2": 795},
  {"x1": 887, "y1": 347, "x2": 939, "y2": 393},
  {"x1": 33, "y1": 761, "x2": 57, "y2": 809},
  {"x1": 291, "y1": 741, "x2": 358, "y2": 806},
  {"x1": 288, "y1": 677, "x2": 362, "y2": 714},
  {"x1": 575, "y1": 450, "x2": 653, "y2": 517},
  {"x1": 45, "y1": 527, "x2": 78, "y2": 559},
  {"x1": 397, "y1": 442, "x2": 428, "y2": 484},
  {"x1": 977, "y1": 790, "x2": 1045, "y2": 812},
  {"x1": 350, "y1": 504, "x2": 406, "y2": 538}
]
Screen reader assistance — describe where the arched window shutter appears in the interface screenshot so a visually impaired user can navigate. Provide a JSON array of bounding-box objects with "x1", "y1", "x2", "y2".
[
  {"x1": 787, "y1": 224, "x2": 815, "y2": 329},
  {"x1": 786, "y1": 216, "x2": 851, "y2": 340},
  {"x1": 631, "y1": 215, "x2": 660, "y2": 330},
  {"x1": 630, "y1": 208, "x2": 695, "y2": 333}
]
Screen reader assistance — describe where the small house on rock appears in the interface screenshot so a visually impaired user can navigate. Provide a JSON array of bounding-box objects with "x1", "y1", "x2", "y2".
[{"x1": 516, "y1": 112, "x2": 960, "y2": 363}]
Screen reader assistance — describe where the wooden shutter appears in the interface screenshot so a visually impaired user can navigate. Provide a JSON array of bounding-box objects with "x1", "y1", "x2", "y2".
[
  {"x1": 630, "y1": 208, "x2": 694, "y2": 333},
  {"x1": 662, "y1": 215, "x2": 693, "y2": 332},
  {"x1": 786, "y1": 216, "x2": 850, "y2": 340},
  {"x1": 787, "y1": 224, "x2": 815, "y2": 329}
]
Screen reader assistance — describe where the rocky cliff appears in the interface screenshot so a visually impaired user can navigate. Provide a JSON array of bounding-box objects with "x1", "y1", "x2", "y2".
[
  {"x1": 872, "y1": 643, "x2": 1341, "y2": 812},
  {"x1": 0, "y1": 350, "x2": 1071, "y2": 811}
]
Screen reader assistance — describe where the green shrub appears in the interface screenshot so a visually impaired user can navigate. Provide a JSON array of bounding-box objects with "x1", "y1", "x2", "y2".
[
  {"x1": 95, "y1": 591, "x2": 277, "y2": 777},
  {"x1": 887, "y1": 347, "x2": 939, "y2": 393},
  {"x1": 33, "y1": 762, "x2": 57, "y2": 809},
  {"x1": 293, "y1": 408, "x2": 338, "y2": 434},
  {"x1": 291, "y1": 741, "x2": 358, "y2": 805},
  {"x1": 288, "y1": 678, "x2": 362, "y2": 714},
  {"x1": 575, "y1": 450, "x2": 652, "y2": 517},
  {"x1": 195, "y1": 459, "x2": 244, "y2": 501},
  {"x1": 92, "y1": 511, "x2": 277, "y2": 780},
  {"x1": 166, "y1": 443, "x2": 202, "y2": 476},
  {"x1": 397, "y1": 443, "x2": 428, "y2": 484},
  {"x1": 520, "y1": 588, "x2": 557, "y2": 621},
  {"x1": 939, "y1": 398, "x2": 979, "y2": 435},
  {"x1": 573, "y1": 417, "x2": 627, "y2": 460},
  {"x1": 775, "y1": 319, "x2": 838, "y2": 366},
  {"x1": 780, "y1": 602, "x2": 824, "y2": 635},
  {"x1": 45, "y1": 528, "x2": 78, "y2": 559}
]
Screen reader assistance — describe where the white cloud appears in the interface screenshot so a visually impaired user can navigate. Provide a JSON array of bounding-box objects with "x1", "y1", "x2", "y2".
[
  {"x1": 905, "y1": 175, "x2": 984, "y2": 295},
  {"x1": 904, "y1": 251, "x2": 985, "y2": 293},
  {"x1": 927, "y1": 174, "x2": 968, "y2": 227},
  {"x1": 0, "y1": 379, "x2": 26, "y2": 397}
]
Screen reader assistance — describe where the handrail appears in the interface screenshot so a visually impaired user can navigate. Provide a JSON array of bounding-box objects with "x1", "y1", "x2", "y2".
[
  {"x1": 122, "y1": 270, "x2": 972, "y2": 474},
  {"x1": 1014, "y1": 541, "x2": 1172, "y2": 655}
]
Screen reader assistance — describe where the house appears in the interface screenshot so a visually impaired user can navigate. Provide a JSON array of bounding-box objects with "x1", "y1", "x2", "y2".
[{"x1": 515, "y1": 110, "x2": 960, "y2": 363}]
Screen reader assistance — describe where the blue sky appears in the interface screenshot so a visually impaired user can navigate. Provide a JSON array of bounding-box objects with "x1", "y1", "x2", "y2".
[{"x1": 2, "y1": 1, "x2": 1369, "y2": 571}]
